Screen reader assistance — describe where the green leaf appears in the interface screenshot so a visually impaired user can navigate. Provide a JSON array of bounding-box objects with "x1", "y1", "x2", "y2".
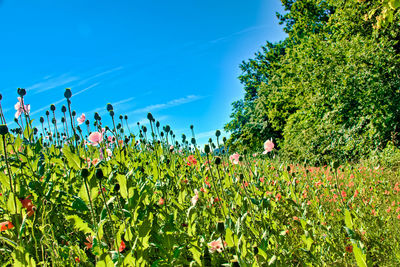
[
  {"x1": 72, "y1": 196, "x2": 89, "y2": 212},
  {"x1": 62, "y1": 145, "x2": 81, "y2": 170},
  {"x1": 65, "y1": 215, "x2": 94, "y2": 235},
  {"x1": 344, "y1": 209, "x2": 353, "y2": 229},
  {"x1": 116, "y1": 174, "x2": 128, "y2": 199},
  {"x1": 7, "y1": 192, "x2": 22, "y2": 214},
  {"x1": 389, "y1": 0, "x2": 400, "y2": 9},
  {"x1": 353, "y1": 245, "x2": 367, "y2": 267},
  {"x1": 12, "y1": 246, "x2": 36, "y2": 267},
  {"x1": 96, "y1": 253, "x2": 113, "y2": 267},
  {"x1": 225, "y1": 227, "x2": 234, "y2": 247},
  {"x1": 268, "y1": 255, "x2": 277, "y2": 266}
]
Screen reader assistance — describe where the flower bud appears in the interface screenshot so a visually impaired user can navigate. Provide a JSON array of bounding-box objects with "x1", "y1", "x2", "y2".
[
  {"x1": 190, "y1": 125, "x2": 194, "y2": 130},
  {"x1": 156, "y1": 121, "x2": 160, "y2": 128},
  {"x1": 215, "y1": 130, "x2": 221, "y2": 137},
  {"x1": 165, "y1": 125, "x2": 170, "y2": 133},
  {"x1": 191, "y1": 138, "x2": 196, "y2": 145},
  {"x1": 61, "y1": 105, "x2": 67, "y2": 113},
  {"x1": 85, "y1": 120, "x2": 90, "y2": 125},
  {"x1": 119, "y1": 115, "x2": 123, "y2": 120},
  {"x1": 40, "y1": 117, "x2": 44, "y2": 123},
  {"x1": 222, "y1": 137, "x2": 227, "y2": 143},
  {"x1": 147, "y1": 112, "x2": 154, "y2": 121},
  {"x1": 46, "y1": 111, "x2": 50, "y2": 116},
  {"x1": 142, "y1": 126, "x2": 147, "y2": 133},
  {"x1": 17, "y1": 88, "x2": 26, "y2": 97},
  {"x1": 72, "y1": 111, "x2": 76, "y2": 117},
  {"x1": 50, "y1": 104, "x2": 56, "y2": 111},
  {"x1": 124, "y1": 115, "x2": 128, "y2": 120},
  {"x1": 64, "y1": 88, "x2": 72, "y2": 99}
]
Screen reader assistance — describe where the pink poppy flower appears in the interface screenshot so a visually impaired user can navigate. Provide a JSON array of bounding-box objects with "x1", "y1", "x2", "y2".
[
  {"x1": 14, "y1": 97, "x2": 30, "y2": 118},
  {"x1": 106, "y1": 148, "x2": 112, "y2": 157},
  {"x1": 229, "y1": 153, "x2": 240, "y2": 165},
  {"x1": 263, "y1": 139, "x2": 274, "y2": 154},
  {"x1": 77, "y1": 113, "x2": 85, "y2": 125},
  {"x1": 208, "y1": 238, "x2": 227, "y2": 253},
  {"x1": 88, "y1": 131, "x2": 103, "y2": 146}
]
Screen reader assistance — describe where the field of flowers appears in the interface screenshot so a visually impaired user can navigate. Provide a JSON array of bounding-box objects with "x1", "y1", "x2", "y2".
[{"x1": 1, "y1": 89, "x2": 400, "y2": 266}]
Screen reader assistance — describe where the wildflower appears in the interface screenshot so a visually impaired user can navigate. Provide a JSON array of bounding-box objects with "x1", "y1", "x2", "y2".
[
  {"x1": 0, "y1": 221, "x2": 14, "y2": 231},
  {"x1": 275, "y1": 193, "x2": 282, "y2": 201},
  {"x1": 341, "y1": 190, "x2": 347, "y2": 198},
  {"x1": 20, "y1": 196, "x2": 36, "y2": 217},
  {"x1": 293, "y1": 216, "x2": 299, "y2": 221},
  {"x1": 191, "y1": 189, "x2": 199, "y2": 206},
  {"x1": 208, "y1": 238, "x2": 227, "y2": 253},
  {"x1": 229, "y1": 153, "x2": 240, "y2": 165},
  {"x1": 187, "y1": 155, "x2": 197, "y2": 166},
  {"x1": 158, "y1": 198, "x2": 165, "y2": 205},
  {"x1": 260, "y1": 177, "x2": 265, "y2": 183},
  {"x1": 84, "y1": 236, "x2": 93, "y2": 250},
  {"x1": 77, "y1": 113, "x2": 85, "y2": 125},
  {"x1": 88, "y1": 131, "x2": 103, "y2": 146},
  {"x1": 75, "y1": 257, "x2": 80, "y2": 263},
  {"x1": 345, "y1": 245, "x2": 353, "y2": 253},
  {"x1": 119, "y1": 240, "x2": 126, "y2": 252},
  {"x1": 92, "y1": 158, "x2": 100, "y2": 166},
  {"x1": 106, "y1": 148, "x2": 112, "y2": 158},
  {"x1": 263, "y1": 139, "x2": 274, "y2": 154},
  {"x1": 14, "y1": 97, "x2": 30, "y2": 118}
]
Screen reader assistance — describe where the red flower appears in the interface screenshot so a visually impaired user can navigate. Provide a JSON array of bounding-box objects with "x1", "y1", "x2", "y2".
[
  {"x1": 84, "y1": 236, "x2": 93, "y2": 250},
  {"x1": 158, "y1": 198, "x2": 165, "y2": 205},
  {"x1": 345, "y1": 245, "x2": 353, "y2": 253},
  {"x1": 21, "y1": 196, "x2": 36, "y2": 217},
  {"x1": 75, "y1": 257, "x2": 80, "y2": 263},
  {"x1": 0, "y1": 221, "x2": 14, "y2": 231},
  {"x1": 119, "y1": 240, "x2": 126, "y2": 252},
  {"x1": 187, "y1": 155, "x2": 197, "y2": 166}
]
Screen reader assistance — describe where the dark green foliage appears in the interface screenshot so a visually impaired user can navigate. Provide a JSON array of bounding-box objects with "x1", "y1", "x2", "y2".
[{"x1": 225, "y1": 0, "x2": 400, "y2": 164}]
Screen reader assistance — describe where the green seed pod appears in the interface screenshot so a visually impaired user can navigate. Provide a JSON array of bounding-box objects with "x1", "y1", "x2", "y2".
[
  {"x1": 215, "y1": 157, "x2": 221, "y2": 165},
  {"x1": 217, "y1": 221, "x2": 225, "y2": 233},
  {"x1": 147, "y1": 112, "x2": 154, "y2": 121},
  {"x1": 81, "y1": 168, "x2": 89, "y2": 178},
  {"x1": 204, "y1": 144, "x2": 210, "y2": 154},
  {"x1": 17, "y1": 88, "x2": 26, "y2": 97},
  {"x1": 332, "y1": 161, "x2": 340, "y2": 169},
  {"x1": 95, "y1": 168, "x2": 104, "y2": 180},
  {"x1": 64, "y1": 88, "x2": 72, "y2": 99},
  {"x1": 106, "y1": 103, "x2": 113, "y2": 111},
  {"x1": 109, "y1": 110, "x2": 114, "y2": 117},
  {"x1": 0, "y1": 124, "x2": 9, "y2": 135},
  {"x1": 40, "y1": 117, "x2": 44, "y2": 123},
  {"x1": 215, "y1": 130, "x2": 221, "y2": 137},
  {"x1": 50, "y1": 104, "x2": 56, "y2": 111}
]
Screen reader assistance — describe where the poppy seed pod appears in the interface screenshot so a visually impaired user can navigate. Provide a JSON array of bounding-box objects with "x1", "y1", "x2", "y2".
[
  {"x1": 17, "y1": 88, "x2": 26, "y2": 97},
  {"x1": 46, "y1": 111, "x2": 50, "y2": 116},
  {"x1": 114, "y1": 183, "x2": 120, "y2": 192},
  {"x1": 64, "y1": 88, "x2": 72, "y2": 99},
  {"x1": 217, "y1": 221, "x2": 225, "y2": 233},
  {"x1": 190, "y1": 125, "x2": 194, "y2": 130},
  {"x1": 165, "y1": 125, "x2": 170, "y2": 133},
  {"x1": 147, "y1": 112, "x2": 154, "y2": 121},
  {"x1": 204, "y1": 144, "x2": 210, "y2": 154},
  {"x1": 95, "y1": 168, "x2": 104, "y2": 180},
  {"x1": 72, "y1": 111, "x2": 76, "y2": 117},
  {"x1": 215, "y1": 130, "x2": 221, "y2": 137},
  {"x1": 119, "y1": 115, "x2": 123, "y2": 120},
  {"x1": 222, "y1": 137, "x2": 227, "y2": 143},
  {"x1": 50, "y1": 104, "x2": 56, "y2": 111},
  {"x1": 61, "y1": 117, "x2": 65, "y2": 123},
  {"x1": 85, "y1": 120, "x2": 90, "y2": 125},
  {"x1": 156, "y1": 121, "x2": 160, "y2": 128},
  {"x1": 106, "y1": 103, "x2": 113, "y2": 111},
  {"x1": 332, "y1": 161, "x2": 340, "y2": 170},
  {"x1": 109, "y1": 110, "x2": 114, "y2": 117},
  {"x1": 124, "y1": 115, "x2": 128, "y2": 120},
  {"x1": 81, "y1": 168, "x2": 89, "y2": 178},
  {"x1": 0, "y1": 124, "x2": 9, "y2": 135},
  {"x1": 52, "y1": 118, "x2": 56, "y2": 124},
  {"x1": 61, "y1": 105, "x2": 67, "y2": 113},
  {"x1": 14, "y1": 118, "x2": 18, "y2": 123},
  {"x1": 117, "y1": 123, "x2": 121, "y2": 130},
  {"x1": 215, "y1": 157, "x2": 221, "y2": 165},
  {"x1": 94, "y1": 112, "x2": 100, "y2": 121},
  {"x1": 40, "y1": 117, "x2": 44, "y2": 123},
  {"x1": 142, "y1": 126, "x2": 147, "y2": 133},
  {"x1": 33, "y1": 127, "x2": 38, "y2": 135},
  {"x1": 191, "y1": 138, "x2": 196, "y2": 145},
  {"x1": 0, "y1": 93, "x2": 2, "y2": 100}
]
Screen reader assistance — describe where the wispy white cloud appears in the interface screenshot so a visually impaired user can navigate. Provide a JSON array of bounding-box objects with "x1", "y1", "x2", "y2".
[
  {"x1": 195, "y1": 130, "x2": 217, "y2": 139},
  {"x1": 29, "y1": 74, "x2": 79, "y2": 94},
  {"x1": 208, "y1": 25, "x2": 270, "y2": 44},
  {"x1": 129, "y1": 95, "x2": 203, "y2": 115},
  {"x1": 30, "y1": 83, "x2": 100, "y2": 116}
]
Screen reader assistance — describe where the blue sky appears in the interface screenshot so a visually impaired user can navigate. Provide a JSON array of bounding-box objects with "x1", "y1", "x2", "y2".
[{"x1": 0, "y1": 0, "x2": 286, "y2": 145}]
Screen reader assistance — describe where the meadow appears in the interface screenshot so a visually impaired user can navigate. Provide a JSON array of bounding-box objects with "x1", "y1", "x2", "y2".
[{"x1": 0, "y1": 88, "x2": 400, "y2": 266}]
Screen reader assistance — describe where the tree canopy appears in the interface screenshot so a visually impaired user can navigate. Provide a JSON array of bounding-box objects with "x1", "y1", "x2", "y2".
[{"x1": 225, "y1": 0, "x2": 400, "y2": 164}]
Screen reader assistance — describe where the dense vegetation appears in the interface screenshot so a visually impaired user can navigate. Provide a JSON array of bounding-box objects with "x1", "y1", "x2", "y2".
[
  {"x1": 225, "y1": 0, "x2": 400, "y2": 165},
  {"x1": 0, "y1": 88, "x2": 399, "y2": 266}
]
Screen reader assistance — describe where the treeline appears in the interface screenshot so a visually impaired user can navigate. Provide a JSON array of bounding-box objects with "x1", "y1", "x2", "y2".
[{"x1": 225, "y1": 0, "x2": 400, "y2": 164}]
